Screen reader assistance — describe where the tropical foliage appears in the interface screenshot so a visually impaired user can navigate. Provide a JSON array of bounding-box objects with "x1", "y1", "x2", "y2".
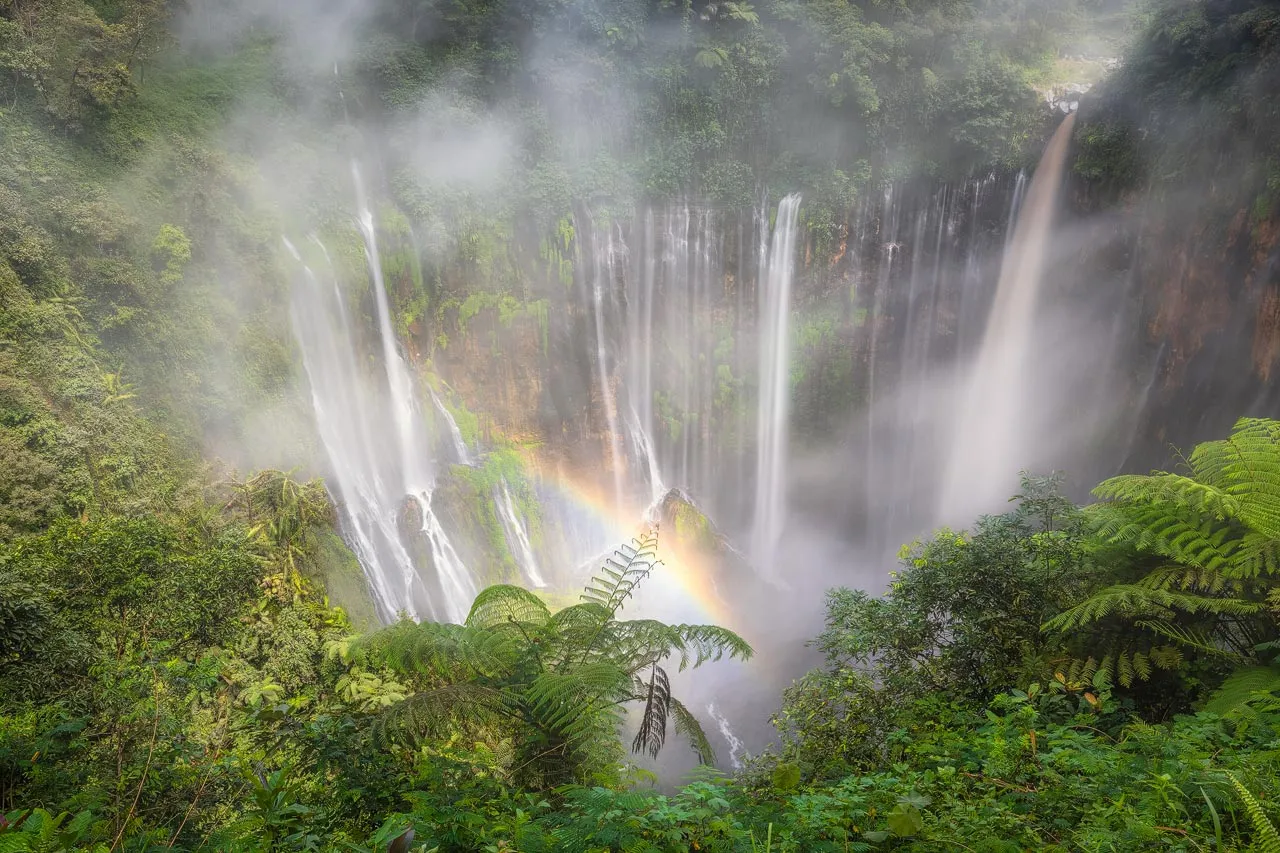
[
  {"x1": 4, "y1": 0, "x2": 1280, "y2": 851},
  {"x1": 1046, "y1": 418, "x2": 1280, "y2": 695},
  {"x1": 354, "y1": 532, "x2": 752, "y2": 788}
]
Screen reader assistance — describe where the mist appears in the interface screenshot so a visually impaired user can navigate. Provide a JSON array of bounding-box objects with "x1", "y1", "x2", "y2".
[{"x1": 120, "y1": 0, "x2": 1278, "y2": 777}]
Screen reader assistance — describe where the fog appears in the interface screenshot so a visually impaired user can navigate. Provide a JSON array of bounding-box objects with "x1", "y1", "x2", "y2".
[{"x1": 146, "y1": 0, "x2": 1276, "y2": 776}]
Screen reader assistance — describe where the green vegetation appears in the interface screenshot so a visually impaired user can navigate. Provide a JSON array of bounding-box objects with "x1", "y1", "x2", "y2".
[
  {"x1": 357, "y1": 533, "x2": 751, "y2": 789},
  {"x1": 1073, "y1": 0, "x2": 1280, "y2": 220},
  {"x1": 5, "y1": 0, "x2": 1280, "y2": 851},
  {"x1": 7, "y1": 422, "x2": 1280, "y2": 851}
]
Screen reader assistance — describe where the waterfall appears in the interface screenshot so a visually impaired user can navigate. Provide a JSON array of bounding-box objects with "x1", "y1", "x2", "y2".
[
  {"x1": 751, "y1": 194, "x2": 802, "y2": 573},
  {"x1": 707, "y1": 702, "x2": 745, "y2": 770},
  {"x1": 429, "y1": 386, "x2": 472, "y2": 465},
  {"x1": 352, "y1": 165, "x2": 429, "y2": 490},
  {"x1": 586, "y1": 223, "x2": 628, "y2": 515},
  {"x1": 938, "y1": 113, "x2": 1078, "y2": 524},
  {"x1": 289, "y1": 251, "x2": 429, "y2": 621},
  {"x1": 496, "y1": 480, "x2": 547, "y2": 588},
  {"x1": 287, "y1": 169, "x2": 476, "y2": 624}
]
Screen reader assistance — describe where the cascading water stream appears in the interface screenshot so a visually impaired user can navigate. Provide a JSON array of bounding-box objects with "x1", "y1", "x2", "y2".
[
  {"x1": 707, "y1": 703, "x2": 746, "y2": 770},
  {"x1": 586, "y1": 223, "x2": 629, "y2": 515},
  {"x1": 750, "y1": 194, "x2": 802, "y2": 574},
  {"x1": 287, "y1": 168, "x2": 477, "y2": 624},
  {"x1": 938, "y1": 113, "x2": 1078, "y2": 524},
  {"x1": 352, "y1": 165, "x2": 429, "y2": 490},
  {"x1": 429, "y1": 387, "x2": 472, "y2": 465},
  {"x1": 287, "y1": 240, "x2": 431, "y2": 621},
  {"x1": 496, "y1": 480, "x2": 547, "y2": 588}
]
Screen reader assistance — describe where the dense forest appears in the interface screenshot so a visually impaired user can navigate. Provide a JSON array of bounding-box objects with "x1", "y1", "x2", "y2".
[{"x1": 4, "y1": 0, "x2": 1280, "y2": 850}]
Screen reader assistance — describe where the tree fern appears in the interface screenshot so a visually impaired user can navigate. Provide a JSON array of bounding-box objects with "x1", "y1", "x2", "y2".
[
  {"x1": 1204, "y1": 665, "x2": 1280, "y2": 715},
  {"x1": 1046, "y1": 419, "x2": 1280, "y2": 689},
  {"x1": 363, "y1": 528, "x2": 751, "y2": 785}
]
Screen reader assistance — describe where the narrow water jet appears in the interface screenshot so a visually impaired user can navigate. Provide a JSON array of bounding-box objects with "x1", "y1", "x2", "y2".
[
  {"x1": 938, "y1": 113, "x2": 1078, "y2": 524},
  {"x1": 496, "y1": 480, "x2": 547, "y2": 588},
  {"x1": 430, "y1": 387, "x2": 472, "y2": 466},
  {"x1": 751, "y1": 194, "x2": 802, "y2": 574}
]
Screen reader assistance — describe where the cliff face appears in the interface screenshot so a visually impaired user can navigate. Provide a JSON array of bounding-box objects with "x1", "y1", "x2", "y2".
[
  {"x1": 1063, "y1": 0, "x2": 1280, "y2": 471},
  {"x1": 346, "y1": 2, "x2": 1280, "y2": 583}
]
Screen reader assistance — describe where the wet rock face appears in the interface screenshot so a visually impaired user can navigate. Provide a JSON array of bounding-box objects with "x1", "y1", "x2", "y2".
[{"x1": 1064, "y1": 128, "x2": 1280, "y2": 472}]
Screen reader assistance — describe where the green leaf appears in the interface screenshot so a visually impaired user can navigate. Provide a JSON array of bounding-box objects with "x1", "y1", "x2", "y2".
[
  {"x1": 886, "y1": 802, "x2": 924, "y2": 837},
  {"x1": 771, "y1": 763, "x2": 800, "y2": 791}
]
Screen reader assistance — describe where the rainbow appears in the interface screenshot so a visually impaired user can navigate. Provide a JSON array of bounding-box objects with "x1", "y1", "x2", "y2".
[{"x1": 525, "y1": 466, "x2": 742, "y2": 634}]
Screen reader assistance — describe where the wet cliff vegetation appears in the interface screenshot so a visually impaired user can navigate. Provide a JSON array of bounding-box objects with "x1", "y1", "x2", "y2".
[
  {"x1": 1068, "y1": 0, "x2": 1280, "y2": 470},
  {"x1": 3, "y1": 0, "x2": 1280, "y2": 851}
]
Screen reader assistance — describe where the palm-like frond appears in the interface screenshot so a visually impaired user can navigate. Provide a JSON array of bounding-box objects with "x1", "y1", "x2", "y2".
[
  {"x1": 373, "y1": 682, "x2": 510, "y2": 746},
  {"x1": 467, "y1": 584, "x2": 552, "y2": 631},
  {"x1": 669, "y1": 696, "x2": 717, "y2": 765},
  {"x1": 631, "y1": 665, "x2": 672, "y2": 759},
  {"x1": 582, "y1": 533, "x2": 661, "y2": 617}
]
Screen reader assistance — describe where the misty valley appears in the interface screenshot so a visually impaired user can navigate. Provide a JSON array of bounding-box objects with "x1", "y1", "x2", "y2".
[{"x1": 2, "y1": 0, "x2": 1280, "y2": 850}]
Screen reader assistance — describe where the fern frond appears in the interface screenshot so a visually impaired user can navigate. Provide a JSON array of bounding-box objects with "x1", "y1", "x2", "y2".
[
  {"x1": 1136, "y1": 563, "x2": 1232, "y2": 594},
  {"x1": 467, "y1": 584, "x2": 552, "y2": 631},
  {"x1": 666, "y1": 624, "x2": 754, "y2": 670},
  {"x1": 548, "y1": 602, "x2": 612, "y2": 638},
  {"x1": 1092, "y1": 504, "x2": 1237, "y2": 573},
  {"x1": 1233, "y1": 532, "x2": 1280, "y2": 578},
  {"x1": 1195, "y1": 418, "x2": 1280, "y2": 539},
  {"x1": 1223, "y1": 770, "x2": 1280, "y2": 853},
  {"x1": 1093, "y1": 472, "x2": 1240, "y2": 521},
  {"x1": 1204, "y1": 666, "x2": 1280, "y2": 715},
  {"x1": 527, "y1": 663, "x2": 631, "y2": 741},
  {"x1": 581, "y1": 533, "x2": 661, "y2": 616},
  {"x1": 1059, "y1": 644, "x2": 1184, "y2": 687},
  {"x1": 1044, "y1": 585, "x2": 1258, "y2": 633},
  {"x1": 669, "y1": 696, "x2": 717, "y2": 765},
  {"x1": 631, "y1": 664, "x2": 672, "y2": 759},
  {"x1": 1134, "y1": 620, "x2": 1247, "y2": 659},
  {"x1": 589, "y1": 618, "x2": 681, "y2": 671},
  {"x1": 374, "y1": 682, "x2": 510, "y2": 745},
  {"x1": 363, "y1": 621, "x2": 518, "y2": 681}
]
